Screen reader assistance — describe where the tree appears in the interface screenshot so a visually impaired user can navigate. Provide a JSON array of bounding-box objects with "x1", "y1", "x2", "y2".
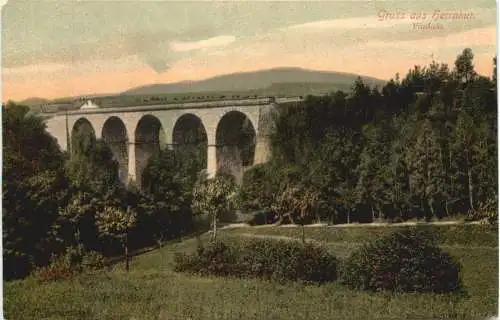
[
  {"x1": 191, "y1": 174, "x2": 237, "y2": 240},
  {"x1": 96, "y1": 205, "x2": 137, "y2": 271},
  {"x1": 237, "y1": 162, "x2": 282, "y2": 213},
  {"x1": 347, "y1": 77, "x2": 373, "y2": 125},
  {"x1": 492, "y1": 56, "x2": 496, "y2": 86},
  {"x1": 452, "y1": 110, "x2": 477, "y2": 211},
  {"x1": 56, "y1": 191, "x2": 103, "y2": 252},
  {"x1": 271, "y1": 183, "x2": 301, "y2": 225},
  {"x1": 141, "y1": 147, "x2": 203, "y2": 243},
  {"x1": 3, "y1": 103, "x2": 67, "y2": 279},
  {"x1": 405, "y1": 119, "x2": 447, "y2": 219},
  {"x1": 3, "y1": 103, "x2": 64, "y2": 181},
  {"x1": 316, "y1": 128, "x2": 362, "y2": 223},
  {"x1": 471, "y1": 116, "x2": 496, "y2": 204},
  {"x1": 355, "y1": 122, "x2": 393, "y2": 221},
  {"x1": 454, "y1": 48, "x2": 477, "y2": 85},
  {"x1": 65, "y1": 138, "x2": 120, "y2": 194},
  {"x1": 3, "y1": 170, "x2": 70, "y2": 279},
  {"x1": 269, "y1": 161, "x2": 325, "y2": 225}
]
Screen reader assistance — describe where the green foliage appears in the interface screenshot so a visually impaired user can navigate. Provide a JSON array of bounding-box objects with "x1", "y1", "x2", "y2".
[
  {"x1": 2, "y1": 103, "x2": 70, "y2": 279},
  {"x1": 65, "y1": 139, "x2": 120, "y2": 193},
  {"x1": 454, "y1": 48, "x2": 477, "y2": 84},
  {"x1": 140, "y1": 147, "x2": 204, "y2": 242},
  {"x1": 95, "y1": 206, "x2": 136, "y2": 271},
  {"x1": 267, "y1": 48, "x2": 496, "y2": 224},
  {"x1": 55, "y1": 191, "x2": 103, "y2": 249},
  {"x1": 3, "y1": 103, "x2": 64, "y2": 181},
  {"x1": 174, "y1": 241, "x2": 238, "y2": 276},
  {"x1": 237, "y1": 163, "x2": 282, "y2": 213},
  {"x1": 4, "y1": 227, "x2": 497, "y2": 320},
  {"x1": 32, "y1": 246, "x2": 106, "y2": 283},
  {"x1": 192, "y1": 173, "x2": 238, "y2": 223},
  {"x1": 32, "y1": 246, "x2": 84, "y2": 283},
  {"x1": 237, "y1": 238, "x2": 338, "y2": 283},
  {"x1": 340, "y1": 228, "x2": 462, "y2": 293},
  {"x1": 142, "y1": 147, "x2": 204, "y2": 196},
  {"x1": 405, "y1": 119, "x2": 448, "y2": 219},
  {"x1": 466, "y1": 197, "x2": 498, "y2": 224},
  {"x1": 81, "y1": 251, "x2": 106, "y2": 271},
  {"x1": 174, "y1": 238, "x2": 338, "y2": 283},
  {"x1": 271, "y1": 181, "x2": 324, "y2": 225},
  {"x1": 32, "y1": 254, "x2": 77, "y2": 283},
  {"x1": 96, "y1": 206, "x2": 137, "y2": 241}
]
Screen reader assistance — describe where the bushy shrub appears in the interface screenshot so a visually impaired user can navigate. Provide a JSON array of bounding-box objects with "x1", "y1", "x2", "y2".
[
  {"x1": 466, "y1": 198, "x2": 498, "y2": 225},
  {"x1": 32, "y1": 262, "x2": 75, "y2": 283},
  {"x1": 81, "y1": 250, "x2": 106, "y2": 271},
  {"x1": 238, "y1": 238, "x2": 337, "y2": 283},
  {"x1": 173, "y1": 241, "x2": 237, "y2": 276},
  {"x1": 32, "y1": 250, "x2": 80, "y2": 283},
  {"x1": 174, "y1": 238, "x2": 338, "y2": 283},
  {"x1": 340, "y1": 228, "x2": 461, "y2": 293},
  {"x1": 32, "y1": 246, "x2": 107, "y2": 282}
]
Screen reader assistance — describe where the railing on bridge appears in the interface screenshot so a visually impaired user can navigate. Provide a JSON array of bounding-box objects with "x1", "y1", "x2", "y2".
[{"x1": 41, "y1": 95, "x2": 304, "y2": 115}]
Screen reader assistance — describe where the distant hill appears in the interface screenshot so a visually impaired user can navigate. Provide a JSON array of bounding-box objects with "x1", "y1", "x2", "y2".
[
  {"x1": 13, "y1": 68, "x2": 387, "y2": 110},
  {"x1": 122, "y1": 67, "x2": 387, "y2": 96}
]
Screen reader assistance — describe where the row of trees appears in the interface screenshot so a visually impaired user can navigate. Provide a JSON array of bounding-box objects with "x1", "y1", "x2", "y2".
[{"x1": 239, "y1": 48, "x2": 497, "y2": 224}]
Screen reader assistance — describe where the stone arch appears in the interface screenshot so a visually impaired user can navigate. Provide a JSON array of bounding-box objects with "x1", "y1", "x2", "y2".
[
  {"x1": 134, "y1": 114, "x2": 165, "y2": 187},
  {"x1": 101, "y1": 116, "x2": 129, "y2": 183},
  {"x1": 172, "y1": 113, "x2": 208, "y2": 169},
  {"x1": 71, "y1": 117, "x2": 96, "y2": 156},
  {"x1": 216, "y1": 111, "x2": 257, "y2": 184}
]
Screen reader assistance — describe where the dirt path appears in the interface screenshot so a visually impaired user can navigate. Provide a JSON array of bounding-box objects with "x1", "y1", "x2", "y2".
[
  {"x1": 219, "y1": 220, "x2": 482, "y2": 231},
  {"x1": 234, "y1": 232, "x2": 498, "y2": 250}
]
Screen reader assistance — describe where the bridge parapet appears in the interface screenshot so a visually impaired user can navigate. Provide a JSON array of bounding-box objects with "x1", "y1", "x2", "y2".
[{"x1": 42, "y1": 96, "x2": 303, "y2": 116}]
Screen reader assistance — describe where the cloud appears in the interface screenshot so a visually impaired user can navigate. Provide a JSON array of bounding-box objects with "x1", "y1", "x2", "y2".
[
  {"x1": 2, "y1": 0, "x2": 494, "y2": 71},
  {"x1": 2, "y1": 0, "x2": 496, "y2": 101},
  {"x1": 178, "y1": 15, "x2": 495, "y2": 81},
  {"x1": 137, "y1": 34, "x2": 237, "y2": 73},
  {"x1": 143, "y1": 55, "x2": 171, "y2": 74},
  {"x1": 1, "y1": 1, "x2": 377, "y2": 68},
  {"x1": 170, "y1": 36, "x2": 236, "y2": 52},
  {"x1": 2, "y1": 27, "x2": 220, "y2": 73},
  {"x1": 3, "y1": 32, "x2": 238, "y2": 76}
]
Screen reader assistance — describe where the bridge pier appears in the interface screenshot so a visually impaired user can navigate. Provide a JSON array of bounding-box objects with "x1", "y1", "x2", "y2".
[
  {"x1": 206, "y1": 144, "x2": 217, "y2": 179},
  {"x1": 254, "y1": 136, "x2": 271, "y2": 164},
  {"x1": 127, "y1": 141, "x2": 137, "y2": 185}
]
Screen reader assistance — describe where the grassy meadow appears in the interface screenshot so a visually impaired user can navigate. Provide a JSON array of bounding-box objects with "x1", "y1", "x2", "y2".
[{"x1": 4, "y1": 224, "x2": 498, "y2": 320}]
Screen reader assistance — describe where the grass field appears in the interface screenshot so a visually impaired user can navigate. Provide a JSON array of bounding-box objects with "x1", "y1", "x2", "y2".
[{"x1": 4, "y1": 225, "x2": 498, "y2": 320}]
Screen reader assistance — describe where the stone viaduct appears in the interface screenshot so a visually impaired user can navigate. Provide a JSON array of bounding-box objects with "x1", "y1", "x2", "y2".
[{"x1": 43, "y1": 96, "x2": 302, "y2": 186}]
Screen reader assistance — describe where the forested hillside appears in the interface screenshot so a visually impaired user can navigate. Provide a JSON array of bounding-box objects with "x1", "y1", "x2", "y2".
[{"x1": 240, "y1": 48, "x2": 497, "y2": 224}]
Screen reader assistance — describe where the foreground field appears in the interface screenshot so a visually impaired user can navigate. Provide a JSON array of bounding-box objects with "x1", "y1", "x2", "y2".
[{"x1": 4, "y1": 225, "x2": 498, "y2": 320}]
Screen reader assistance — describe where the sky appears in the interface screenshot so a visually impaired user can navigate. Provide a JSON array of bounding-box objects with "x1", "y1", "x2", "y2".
[{"x1": 1, "y1": 0, "x2": 497, "y2": 101}]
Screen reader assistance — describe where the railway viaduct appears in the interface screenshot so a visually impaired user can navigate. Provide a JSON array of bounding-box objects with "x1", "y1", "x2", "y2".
[{"x1": 43, "y1": 96, "x2": 302, "y2": 186}]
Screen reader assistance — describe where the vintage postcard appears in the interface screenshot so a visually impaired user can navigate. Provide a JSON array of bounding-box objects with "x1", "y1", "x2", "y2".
[{"x1": 2, "y1": 0, "x2": 498, "y2": 319}]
